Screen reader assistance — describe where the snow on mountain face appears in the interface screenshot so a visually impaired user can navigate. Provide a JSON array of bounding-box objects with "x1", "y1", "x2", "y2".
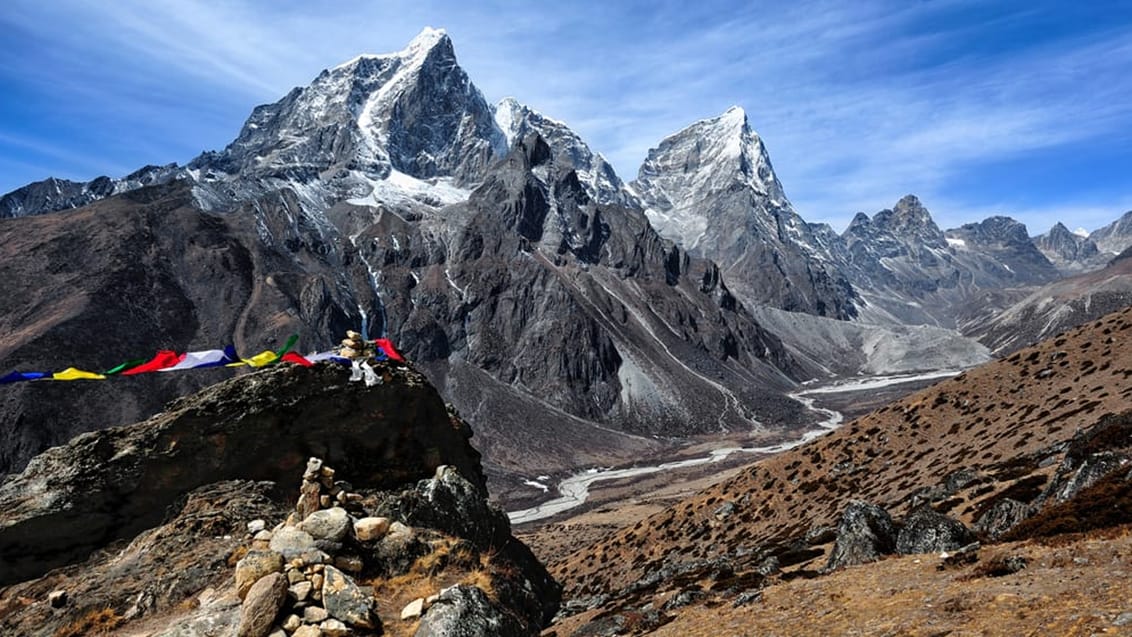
[
  {"x1": 631, "y1": 107, "x2": 857, "y2": 320},
  {"x1": 493, "y1": 97, "x2": 633, "y2": 207},
  {"x1": 1089, "y1": 210, "x2": 1132, "y2": 255},
  {"x1": 188, "y1": 27, "x2": 505, "y2": 212},
  {"x1": 633, "y1": 106, "x2": 787, "y2": 250}
]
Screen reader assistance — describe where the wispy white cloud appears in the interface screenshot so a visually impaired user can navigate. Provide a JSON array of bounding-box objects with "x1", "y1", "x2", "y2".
[{"x1": 0, "y1": 0, "x2": 1129, "y2": 234}]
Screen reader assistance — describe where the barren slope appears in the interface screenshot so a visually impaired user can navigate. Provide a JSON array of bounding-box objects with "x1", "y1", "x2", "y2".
[{"x1": 549, "y1": 304, "x2": 1132, "y2": 630}]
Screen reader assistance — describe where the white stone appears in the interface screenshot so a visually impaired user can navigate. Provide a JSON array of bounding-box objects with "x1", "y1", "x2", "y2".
[
  {"x1": 247, "y1": 519, "x2": 267, "y2": 534},
  {"x1": 320, "y1": 618, "x2": 350, "y2": 637},
  {"x1": 353, "y1": 517, "x2": 391, "y2": 541},
  {"x1": 401, "y1": 597, "x2": 425, "y2": 620},
  {"x1": 282, "y1": 614, "x2": 302, "y2": 632}
]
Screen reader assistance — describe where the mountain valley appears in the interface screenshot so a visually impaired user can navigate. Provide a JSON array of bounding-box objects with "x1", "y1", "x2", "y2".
[{"x1": 2, "y1": 26, "x2": 1132, "y2": 636}]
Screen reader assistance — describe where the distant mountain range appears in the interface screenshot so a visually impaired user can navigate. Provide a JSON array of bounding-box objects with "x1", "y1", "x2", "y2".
[{"x1": 2, "y1": 28, "x2": 1131, "y2": 494}]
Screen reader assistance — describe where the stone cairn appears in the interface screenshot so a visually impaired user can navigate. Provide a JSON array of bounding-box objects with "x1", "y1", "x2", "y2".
[
  {"x1": 339, "y1": 331, "x2": 375, "y2": 363},
  {"x1": 233, "y1": 458, "x2": 399, "y2": 637},
  {"x1": 339, "y1": 331, "x2": 386, "y2": 388}
]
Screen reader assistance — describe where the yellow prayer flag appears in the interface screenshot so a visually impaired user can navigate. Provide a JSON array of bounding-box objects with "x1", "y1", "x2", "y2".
[
  {"x1": 52, "y1": 367, "x2": 107, "y2": 381},
  {"x1": 226, "y1": 351, "x2": 279, "y2": 368}
]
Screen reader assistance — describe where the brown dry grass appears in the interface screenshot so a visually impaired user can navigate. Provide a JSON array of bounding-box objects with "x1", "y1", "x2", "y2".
[
  {"x1": 549, "y1": 305, "x2": 1132, "y2": 601},
  {"x1": 367, "y1": 535, "x2": 511, "y2": 637},
  {"x1": 52, "y1": 607, "x2": 124, "y2": 637},
  {"x1": 549, "y1": 526, "x2": 1132, "y2": 636}
]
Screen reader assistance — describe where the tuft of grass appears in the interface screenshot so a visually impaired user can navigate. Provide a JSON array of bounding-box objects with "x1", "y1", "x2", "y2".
[
  {"x1": 461, "y1": 568, "x2": 497, "y2": 601},
  {"x1": 52, "y1": 607, "x2": 125, "y2": 637}
]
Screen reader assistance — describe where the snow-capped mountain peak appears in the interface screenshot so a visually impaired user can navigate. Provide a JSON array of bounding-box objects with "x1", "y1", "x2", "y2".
[
  {"x1": 636, "y1": 106, "x2": 785, "y2": 211},
  {"x1": 184, "y1": 26, "x2": 503, "y2": 213},
  {"x1": 332, "y1": 27, "x2": 451, "y2": 72},
  {"x1": 631, "y1": 107, "x2": 859, "y2": 319}
]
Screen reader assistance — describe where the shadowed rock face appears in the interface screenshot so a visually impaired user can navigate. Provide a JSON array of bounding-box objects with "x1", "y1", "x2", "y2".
[
  {"x1": 0, "y1": 362, "x2": 484, "y2": 585},
  {"x1": 1035, "y1": 222, "x2": 1104, "y2": 274},
  {"x1": 0, "y1": 182, "x2": 359, "y2": 476}
]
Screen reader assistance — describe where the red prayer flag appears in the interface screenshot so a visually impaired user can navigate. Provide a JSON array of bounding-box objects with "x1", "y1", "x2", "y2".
[
  {"x1": 121, "y1": 350, "x2": 186, "y2": 375},
  {"x1": 374, "y1": 338, "x2": 405, "y2": 362},
  {"x1": 281, "y1": 352, "x2": 314, "y2": 367}
]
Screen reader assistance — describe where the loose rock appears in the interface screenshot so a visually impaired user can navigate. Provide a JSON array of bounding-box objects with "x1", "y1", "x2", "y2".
[
  {"x1": 269, "y1": 526, "x2": 318, "y2": 559},
  {"x1": 236, "y1": 573, "x2": 288, "y2": 637},
  {"x1": 354, "y1": 517, "x2": 391, "y2": 542},
  {"x1": 401, "y1": 597, "x2": 426, "y2": 620},
  {"x1": 292, "y1": 625, "x2": 322, "y2": 637},
  {"x1": 320, "y1": 618, "x2": 350, "y2": 637},
  {"x1": 303, "y1": 605, "x2": 329, "y2": 623},
  {"x1": 236, "y1": 551, "x2": 285, "y2": 600},
  {"x1": 322, "y1": 565, "x2": 377, "y2": 629}
]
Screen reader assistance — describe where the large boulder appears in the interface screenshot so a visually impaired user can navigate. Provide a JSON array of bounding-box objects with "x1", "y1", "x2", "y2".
[
  {"x1": 379, "y1": 464, "x2": 562, "y2": 625},
  {"x1": 824, "y1": 501, "x2": 897, "y2": 571},
  {"x1": 974, "y1": 498, "x2": 1031, "y2": 539},
  {"x1": 236, "y1": 572, "x2": 288, "y2": 637},
  {"x1": 415, "y1": 585, "x2": 526, "y2": 637},
  {"x1": 896, "y1": 506, "x2": 976, "y2": 555}
]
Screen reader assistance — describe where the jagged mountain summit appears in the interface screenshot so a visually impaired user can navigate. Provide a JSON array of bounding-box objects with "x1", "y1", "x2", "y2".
[
  {"x1": 1034, "y1": 221, "x2": 1105, "y2": 274},
  {"x1": 632, "y1": 107, "x2": 858, "y2": 320},
  {"x1": 1089, "y1": 209, "x2": 1132, "y2": 255},
  {"x1": 493, "y1": 97, "x2": 633, "y2": 208},
  {"x1": 190, "y1": 27, "x2": 504, "y2": 206},
  {"x1": 831, "y1": 197, "x2": 1063, "y2": 326}
]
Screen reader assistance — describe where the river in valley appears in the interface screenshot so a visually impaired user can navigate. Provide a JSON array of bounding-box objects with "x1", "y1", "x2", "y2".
[{"x1": 507, "y1": 369, "x2": 960, "y2": 525}]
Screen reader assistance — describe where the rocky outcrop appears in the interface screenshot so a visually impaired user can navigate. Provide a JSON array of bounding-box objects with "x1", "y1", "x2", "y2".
[
  {"x1": 824, "y1": 501, "x2": 897, "y2": 571},
  {"x1": 895, "y1": 506, "x2": 976, "y2": 555},
  {"x1": 0, "y1": 365, "x2": 558, "y2": 636},
  {"x1": 0, "y1": 362, "x2": 484, "y2": 585},
  {"x1": 415, "y1": 585, "x2": 527, "y2": 637}
]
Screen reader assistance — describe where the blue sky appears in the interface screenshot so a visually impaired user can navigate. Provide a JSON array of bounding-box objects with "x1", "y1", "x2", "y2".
[{"x1": 1, "y1": 0, "x2": 1131, "y2": 233}]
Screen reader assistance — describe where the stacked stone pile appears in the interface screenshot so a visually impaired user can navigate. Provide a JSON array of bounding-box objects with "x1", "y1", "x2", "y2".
[
  {"x1": 338, "y1": 331, "x2": 370, "y2": 362},
  {"x1": 234, "y1": 458, "x2": 391, "y2": 637}
]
